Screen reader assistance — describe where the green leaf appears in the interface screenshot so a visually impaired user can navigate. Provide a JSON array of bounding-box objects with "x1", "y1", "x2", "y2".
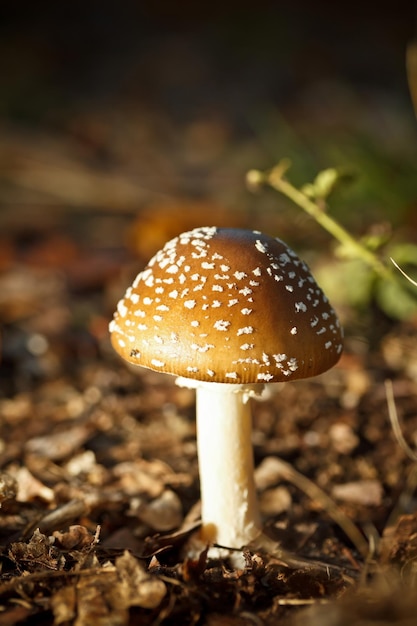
[
  {"x1": 313, "y1": 168, "x2": 340, "y2": 199},
  {"x1": 300, "y1": 183, "x2": 316, "y2": 199},
  {"x1": 359, "y1": 231, "x2": 391, "y2": 252},
  {"x1": 312, "y1": 168, "x2": 356, "y2": 200},
  {"x1": 375, "y1": 277, "x2": 417, "y2": 320},
  {"x1": 314, "y1": 258, "x2": 375, "y2": 310}
]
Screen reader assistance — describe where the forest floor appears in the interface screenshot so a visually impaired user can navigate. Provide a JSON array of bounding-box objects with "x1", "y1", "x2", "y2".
[{"x1": 2, "y1": 159, "x2": 417, "y2": 625}]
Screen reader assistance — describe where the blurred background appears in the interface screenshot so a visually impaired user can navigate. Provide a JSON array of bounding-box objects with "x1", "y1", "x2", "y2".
[
  {"x1": 2, "y1": 2, "x2": 417, "y2": 240},
  {"x1": 2, "y1": 1, "x2": 417, "y2": 389}
]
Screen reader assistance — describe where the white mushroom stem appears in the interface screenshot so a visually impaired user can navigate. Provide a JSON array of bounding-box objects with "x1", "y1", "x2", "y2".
[{"x1": 176, "y1": 378, "x2": 263, "y2": 550}]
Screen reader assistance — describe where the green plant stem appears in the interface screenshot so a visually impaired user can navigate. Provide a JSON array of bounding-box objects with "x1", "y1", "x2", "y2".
[{"x1": 265, "y1": 167, "x2": 393, "y2": 282}]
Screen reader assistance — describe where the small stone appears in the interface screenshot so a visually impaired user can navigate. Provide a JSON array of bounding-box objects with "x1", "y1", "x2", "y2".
[{"x1": 332, "y1": 479, "x2": 383, "y2": 507}]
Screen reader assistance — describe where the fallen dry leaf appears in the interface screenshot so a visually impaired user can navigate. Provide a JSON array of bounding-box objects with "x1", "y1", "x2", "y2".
[{"x1": 115, "y1": 550, "x2": 167, "y2": 610}]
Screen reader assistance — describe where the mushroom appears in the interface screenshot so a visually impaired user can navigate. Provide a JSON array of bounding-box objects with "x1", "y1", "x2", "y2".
[{"x1": 109, "y1": 227, "x2": 343, "y2": 554}]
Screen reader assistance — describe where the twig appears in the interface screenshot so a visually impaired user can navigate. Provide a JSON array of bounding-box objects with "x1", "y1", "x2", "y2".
[
  {"x1": 269, "y1": 457, "x2": 369, "y2": 559},
  {"x1": 0, "y1": 566, "x2": 116, "y2": 598},
  {"x1": 385, "y1": 379, "x2": 417, "y2": 462},
  {"x1": 384, "y1": 379, "x2": 417, "y2": 527},
  {"x1": 390, "y1": 258, "x2": 417, "y2": 288}
]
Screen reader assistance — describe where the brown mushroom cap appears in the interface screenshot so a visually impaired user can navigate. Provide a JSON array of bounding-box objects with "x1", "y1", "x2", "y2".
[{"x1": 110, "y1": 227, "x2": 343, "y2": 383}]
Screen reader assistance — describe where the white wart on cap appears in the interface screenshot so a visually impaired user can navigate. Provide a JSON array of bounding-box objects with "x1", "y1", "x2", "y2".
[{"x1": 109, "y1": 227, "x2": 343, "y2": 383}]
